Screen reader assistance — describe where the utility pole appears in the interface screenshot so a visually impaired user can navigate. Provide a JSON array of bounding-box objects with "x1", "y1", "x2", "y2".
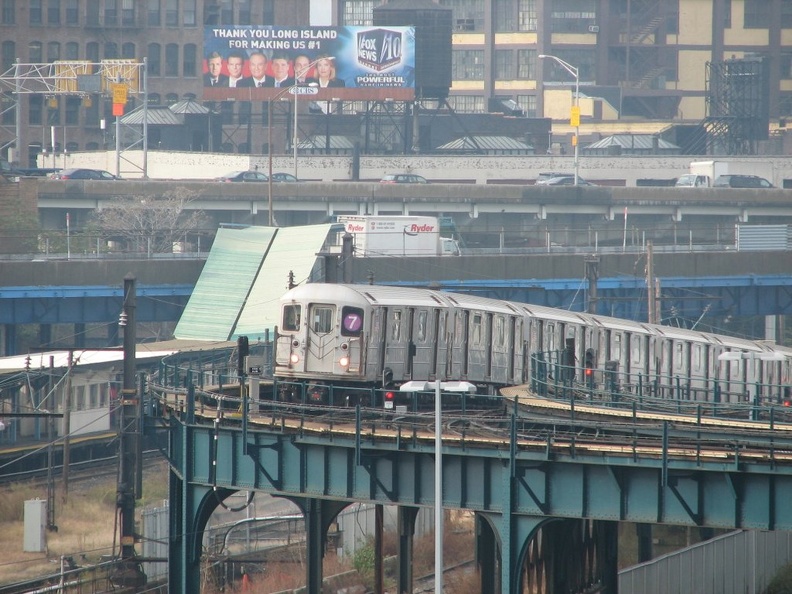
[
  {"x1": 62, "y1": 350, "x2": 73, "y2": 500},
  {"x1": 585, "y1": 256, "x2": 600, "y2": 314},
  {"x1": 111, "y1": 273, "x2": 146, "y2": 588}
]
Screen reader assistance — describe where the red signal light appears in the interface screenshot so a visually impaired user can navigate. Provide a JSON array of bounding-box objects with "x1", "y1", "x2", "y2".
[
  {"x1": 784, "y1": 399, "x2": 791, "y2": 407},
  {"x1": 385, "y1": 391, "x2": 395, "y2": 401},
  {"x1": 585, "y1": 368, "x2": 593, "y2": 377}
]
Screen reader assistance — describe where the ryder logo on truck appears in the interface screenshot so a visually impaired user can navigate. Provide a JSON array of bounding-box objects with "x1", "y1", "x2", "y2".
[
  {"x1": 345, "y1": 223, "x2": 366, "y2": 232},
  {"x1": 403, "y1": 223, "x2": 436, "y2": 235}
]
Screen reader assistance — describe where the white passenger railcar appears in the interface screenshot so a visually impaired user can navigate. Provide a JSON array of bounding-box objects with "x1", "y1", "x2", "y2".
[{"x1": 274, "y1": 283, "x2": 792, "y2": 406}]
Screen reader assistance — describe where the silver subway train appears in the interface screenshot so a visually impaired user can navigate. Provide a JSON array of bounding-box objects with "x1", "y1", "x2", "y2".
[{"x1": 274, "y1": 283, "x2": 792, "y2": 406}]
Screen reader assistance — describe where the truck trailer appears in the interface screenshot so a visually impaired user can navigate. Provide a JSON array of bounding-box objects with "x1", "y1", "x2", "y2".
[{"x1": 337, "y1": 215, "x2": 459, "y2": 257}]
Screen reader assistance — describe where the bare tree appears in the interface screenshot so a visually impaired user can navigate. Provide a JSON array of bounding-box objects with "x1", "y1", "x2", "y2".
[{"x1": 91, "y1": 187, "x2": 209, "y2": 253}]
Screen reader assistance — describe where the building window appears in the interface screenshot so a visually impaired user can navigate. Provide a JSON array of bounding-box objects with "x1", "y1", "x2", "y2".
[
  {"x1": 104, "y1": 42, "x2": 118, "y2": 59},
  {"x1": 518, "y1": 0, "x2": 537, "y2": 31},
  {"x1": 494, "y1": 0, "x2": 513, "y2": 32},
  {"x1": 65, "y1": 0, "x2": 77, "y2": 24},
  {"x1": 494, "y1": 50, "x2": 512, "y2": 80},
  {"x1": 183, "y1": 43, "x2": 196, "y2": 77},
  {"x1": 516, "y1": 94, "x2": 537, "y2": 117},
  {"x1": 238, "y1": 0, "x2": 250, "y2": 24},
  {"x1": 1, "y1": 40, "x2": 15, "y2": 71},
  {"x1": 448, "y1": 95, "x2": 484, "y2": 113},
  {"x1": 183, "y1": 0, "x2": 194, "y2": 25},
  {"x1": 65, "y1": 41, "x2": 78, "y2": 60},
  {"x1": 219, "y1": 0, "x2": 232, "y2": 25},
  {"x1": 86, "y1": 0, "x2": 98, "y2": 25},
  {"x1": 783, "y1": 1, "x2": 792, "y2": 29},
  {"x1": 29, "y1": 41, "x2": 43, "y2": 62},
  {"x1": 148, "y1": 92, "x2": 160, "y2": 104},
  {"x1": 122, "y1": 42, "x2": 135, "y2": 58},
  {"x1": 452, "y1": 50, "x2": 484, "y2": 80},
  {"x1": 47, "y1": 41, "x2": 60, "y2": 62},
  {"x1": 48, "y1": 0, "x2": 60, "y2": 24},
  {"x1": 29, "y1": 95, "x2": 43, "y2": 124},
  {"x1": 65, "y1": 96, "x2": 80, "y2": 124},
  {"x1": 30, "y1": 0, "x2": 42, "y2": 24},
  {"x1": 105, "y1": 0, "x2": 117, "y2": 25},
  {"x1": 148, "y1": 43, "x2": 160, "y2": 75},
  {"x1": 86, "y1": 41, "x2": 99, "y2": 63},
  {"x1": 165, "y1": 92, "x2": 178, "y2": 105},
  {"x1": 2, "y1": 0, "x2": 14, "y2": 25},
  {"x1": 260, "y1": 0, "x2": 273, "y2": 24},
  {"x1": 147, "y1": 0, "x2": 160, "y2": 25},
  {"x1": 440, "y1": 0, "x2": 485, "y2": 32},
  {"x1": 550, "y1": 0, "x2": 596, "y2": 34},
  {"x1": 165, "y1": 0, "x2": 177, "y2": 26},
  {"x1": 165, "y1": 43, "x2": 178, "y2": 76},
  {"x1": 517, "y1": 49, "x2": 536, "y2": 79},
  {"x1": 341, "y1": 0, "x2": 373, "y2": 26},
  {"x1": 84, "y1": 97, "x2": 98, "y2": 125},
  {"x1": 122, "y1": 0, "x2": 133, "y2": 25},
  {"x1": 744, "y1": 0, "x2": 770, "y2": 29}
]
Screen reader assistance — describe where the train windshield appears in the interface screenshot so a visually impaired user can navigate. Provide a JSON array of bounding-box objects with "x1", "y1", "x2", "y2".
[{"x1": 282, "y1": 304, "x2": 301, "y2": 332}]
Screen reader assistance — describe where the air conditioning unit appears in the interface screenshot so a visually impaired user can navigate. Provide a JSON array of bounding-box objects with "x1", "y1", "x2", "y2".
[{"x1": 588, "y1": 25, "x2": 600, "y2": 33}]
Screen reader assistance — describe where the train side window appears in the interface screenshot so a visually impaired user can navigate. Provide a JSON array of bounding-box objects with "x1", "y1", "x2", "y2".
[
  {"x1": 471, "y1": 313, "x2": 482, "y2": 345},
  {"x1": 341, "y1": 306, "x2": 364, "y2": 337},
  {"x1": 311, "y1": 305, "x2": 334, "y2": 334},
  {"x1": 613, "y1": 334, "x2": 622, "y2": 360},
  {"x1": 417, "y1": 310, "x2": 427, "y2": 342},
  {"x1": 495, "y1": 316, "x2": 505, "y2": 347},
  {"x1": 282, "y1": 304, "x2": 301, "y2": 332}
]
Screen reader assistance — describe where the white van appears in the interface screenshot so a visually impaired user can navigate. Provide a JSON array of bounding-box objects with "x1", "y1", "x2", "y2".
[{"x1": 675, "y1": 174, "x2": 709, "y2": 187}]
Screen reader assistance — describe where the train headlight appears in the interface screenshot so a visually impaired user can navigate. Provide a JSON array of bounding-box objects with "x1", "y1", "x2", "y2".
[
  {"x1": 290, "y1": 353, "x2": 300, "y2": 365},
  {"x1": 339, "y1": 355, "x2": 350, "y2": 368}
]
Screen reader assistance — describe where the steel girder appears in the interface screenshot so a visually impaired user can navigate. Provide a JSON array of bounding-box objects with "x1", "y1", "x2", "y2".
[{"x1": 165, "y1": 415, "x2": 792, "y2": 593}]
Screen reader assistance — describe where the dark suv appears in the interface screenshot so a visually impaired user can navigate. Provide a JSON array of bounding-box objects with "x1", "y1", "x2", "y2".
[{"x1": 713, "y1": 174, "x2": 773, "y2": 188}]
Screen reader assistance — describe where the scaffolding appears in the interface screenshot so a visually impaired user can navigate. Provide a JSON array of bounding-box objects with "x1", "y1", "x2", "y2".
[{"x1": 0, "y1": 59, "x2": 148, "y2": 176}]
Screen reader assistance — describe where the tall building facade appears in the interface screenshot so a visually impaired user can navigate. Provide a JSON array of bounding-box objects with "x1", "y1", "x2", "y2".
[{"x1": 1, "y1": 0, "x2": 790, "y2": 165}]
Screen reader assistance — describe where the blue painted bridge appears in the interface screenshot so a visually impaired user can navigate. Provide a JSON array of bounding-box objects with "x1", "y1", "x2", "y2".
[{"x1": 158, "y1": 389, "x2": 792, "y2": 593}]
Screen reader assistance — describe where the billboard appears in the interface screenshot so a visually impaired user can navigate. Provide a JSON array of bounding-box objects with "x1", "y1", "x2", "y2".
[{"x1": 202, "y1": 26, "x2": 415, "y2": 102}]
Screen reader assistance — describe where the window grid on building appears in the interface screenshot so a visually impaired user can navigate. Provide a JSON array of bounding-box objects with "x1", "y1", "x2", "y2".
[
  {"x1": 148, "y1": 0, "x2": 160, "y2": 26},
  {"x1": 517, "y1": 49, "x2": 536, "y2": 79},
  {"x1": 448, "y1": 95, "x2": 484, "y2": 113},
  {"x1": 494, "y1": 50, "x2": 512, "y2": 80},
  {"x1": 66, "y1": 0, "x2": 78, "y2": 24},
  {"x1": 341, "y1": 0, "x2": 373, "y2": 26},
  {"x1": 30, "y1": 0, "x2": 42, "y2": 24},
  {"x1": 440, "y1": 0, "x2": 485, "y2": 32},
  {"x1": 148, "y1": 43, "x2": 161, "y2": 75},
  {"x1": 452, "y1": 49, "x2": 484, "y2": 80},
  {"x1": 48, "y1": 0, "x2": 60, "y2": 24},
  {"x1": 1, "y1": 0, "x2": 14, "y2": 25},
  {"x1": 517, "y1": 0, "x2": 537, "y2": 31}
]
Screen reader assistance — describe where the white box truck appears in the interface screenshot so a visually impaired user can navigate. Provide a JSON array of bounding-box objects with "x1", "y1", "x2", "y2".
[
  {"x1": 686, "y1": 160, "x2": 775, "y2": 187},
  {"x1": 337, "y1": 215, "x2": 459, "y2": 257}
]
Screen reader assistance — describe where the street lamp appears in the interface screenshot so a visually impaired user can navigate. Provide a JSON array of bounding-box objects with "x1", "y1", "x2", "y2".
[
  {"x1": 399, "y1": 379, "x2": 476, "y2": 594},
  {"x1": 539, "y1": 54, "x2": 580, "y2": 186},
  {"x1": 267, "y1": 56, "x2": 328, "y2": 226}
]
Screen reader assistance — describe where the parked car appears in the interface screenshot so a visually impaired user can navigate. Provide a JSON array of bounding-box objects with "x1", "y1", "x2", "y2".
[
  {"x1": 675, "y1": 174, "x2": 709, "y2": 187},
  {"x1": 713, "y1": 174, "x2": 773, "y2": 188},
  {"x1": 50, "y1": 168, "x2": 118, "y2": 180},
  {"x1": 535, "y1": 175, "x2": 594, "y2": 186},
  {"x1": 380, "y1": 173, "x2": 429, "y2": 184},
  {"x1": 270, "y1": 172, "x2": 298, "y2": 182},
  {"x1": 216, "y1": 170, "x2": 269, "y2": 182},
  {"x1": 535, "y1": 172, "x2": 573, "y2": 184}
]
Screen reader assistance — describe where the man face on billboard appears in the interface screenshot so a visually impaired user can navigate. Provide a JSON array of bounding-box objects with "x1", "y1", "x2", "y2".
[
  {"x1": 248, "y1": 53, "x2": 267, "y2": 80},
  {"x1": 227, "y1": 55, "x2": 244, "y2": 79},
  {"x1": 294, "y1": 55, "x2": 310, "y2": 81},
  {"x1": 271, "y1": 56, "x2": 290, "y2": 82},
  {"x1": 208, "y1": 55, "x2": 223, "y2": 78}
]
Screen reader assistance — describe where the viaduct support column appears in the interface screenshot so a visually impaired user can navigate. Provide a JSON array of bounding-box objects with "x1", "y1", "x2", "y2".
[
  {"x1": 397, "y1": 506, "x2": 419, "y2": 594},
  {"x1": 290, "y1": 496, "x2": 347, "y2": 594}
]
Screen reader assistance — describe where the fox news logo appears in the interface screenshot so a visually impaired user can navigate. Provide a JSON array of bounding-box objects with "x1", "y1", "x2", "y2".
[{"x1": 357, "y1": 29, "x2": 403, "y2": 72}]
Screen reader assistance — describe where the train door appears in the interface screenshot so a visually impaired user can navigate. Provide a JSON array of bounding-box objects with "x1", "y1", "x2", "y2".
[
  {"x1": 304, "y1": 302, "x2": 337, "y2": 374},
  {"x1": 451, "y1": 309, "x2": 469, "y2": 379},
  {"x1": 628, "y1": 333, "x2": 646, "y2": 389},
  {"x1": 383, "y1": 307, "x2": 409, "y2": 381},
  {"x1": 366, "y1": 307, "x2": 387, "y2": 380},
  {"x1": 490, "y1": 314, "x2": 509, "y2": 384},
  {"x1": 671, "y1": 339, "x2": 691, "y2": 396},
  {"x1": 689, "y1": 342, "x2": 707, "y2": 398},
  {"x1": 434, "y1": 310, "x2": 449, "y2": 381},
  {"x1": 467, "y1": 310, "x2": 488, "y2": 381},
  {"x1": 410, "y1": 308, "x2": 434, "y2": 381}
]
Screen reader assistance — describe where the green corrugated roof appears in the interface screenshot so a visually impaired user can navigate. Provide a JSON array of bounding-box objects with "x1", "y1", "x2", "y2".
[
  {"x1": 174, "y1": 226, "x2": 276, "y2": 340},
  {"x1": 232, "y1": 224, "x2": 333, "y2": 340}
]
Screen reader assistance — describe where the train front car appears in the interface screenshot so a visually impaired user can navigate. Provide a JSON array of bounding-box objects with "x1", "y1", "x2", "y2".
[{"x1": 275, "y1": 284, "x2": 371, "y2": 405}]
